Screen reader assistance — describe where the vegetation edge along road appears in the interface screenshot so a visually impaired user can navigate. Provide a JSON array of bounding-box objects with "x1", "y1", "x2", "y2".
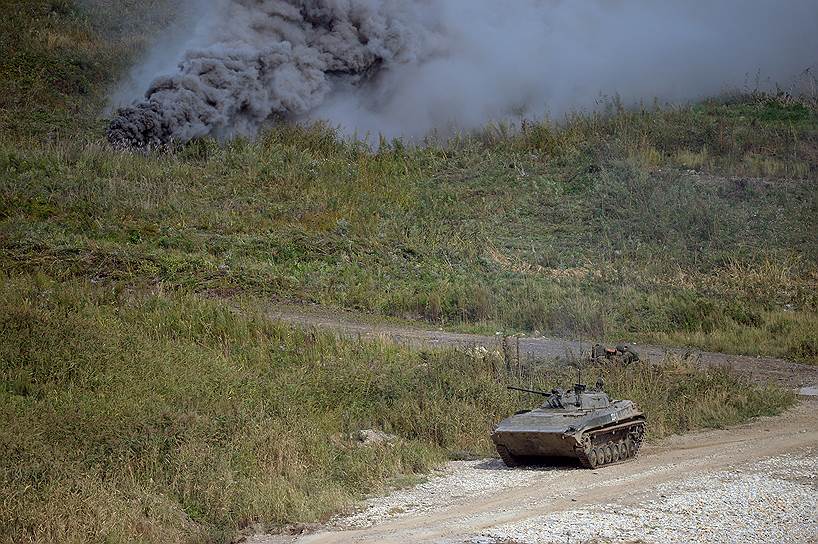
[
  {"x1": 2, "y1": 3, "x2": 816, "y2": 543},
  {"x1": 0, "y1": 277, "x2": 798, "y2": 544},
  {"x1": 261, "y1": 302, "x2": 818, "y2": 391}
]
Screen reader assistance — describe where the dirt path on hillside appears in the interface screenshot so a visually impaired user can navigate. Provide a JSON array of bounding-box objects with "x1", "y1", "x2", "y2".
[
  {"x1": 250, "y1": 401, "x2": 818, "y2": 544},
  {"x1": 264, "y1": 304, "x2": 818, "y2": 391}
]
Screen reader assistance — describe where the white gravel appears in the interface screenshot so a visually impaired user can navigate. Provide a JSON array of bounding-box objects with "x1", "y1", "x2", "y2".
[
  {"x1": 330, "y1": 452, "x2": 817, "y2": 544},
  {"x1": 470, "y1": 453, "x2": 817, "y2": 544},
  {"x1": 334, "y1": 460, "x2": 559, "y2": 529}
]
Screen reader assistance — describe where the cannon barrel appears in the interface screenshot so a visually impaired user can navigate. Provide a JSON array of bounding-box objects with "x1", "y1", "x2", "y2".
[{"x1": 507, "y1": 385, "x2": 552, "y2": 397}]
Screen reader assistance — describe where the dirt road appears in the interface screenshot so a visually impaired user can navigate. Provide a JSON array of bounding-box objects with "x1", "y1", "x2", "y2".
[
  {"x1": 265, "y1": 304, "x2": 818, "y2": 391},
  {"x1": 257, "y1": 303, "x2": 818, "y2": 542},
  {"x1": 253, "y1": 401, "x2": 818, "y2": 544}
]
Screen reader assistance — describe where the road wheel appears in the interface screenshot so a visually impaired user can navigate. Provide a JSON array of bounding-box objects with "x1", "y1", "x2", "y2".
[
  {"x1": 624, "y1": 439, "x2": 633, "y2": 458},
  {"x1": 593, "y1": 447, "x2": 604, "y2": 465},
  {"x1": 604, "y1": 445, "x2": 613, "y2": 464},
  {"x1": 630, "y1": 424, "x2": 645, "y2": 456}
]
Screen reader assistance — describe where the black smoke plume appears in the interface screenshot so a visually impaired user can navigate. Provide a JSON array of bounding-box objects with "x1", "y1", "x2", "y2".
[
  {"x1": 109, "y1": 0, "x2": 818, "y2": 148},
  {"x1": 107, "y1": 0, "x2": 422, "y2": 147}
]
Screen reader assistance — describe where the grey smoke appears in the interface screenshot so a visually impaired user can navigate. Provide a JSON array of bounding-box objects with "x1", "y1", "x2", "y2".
[
  {"x1": 108, "y1": 0, "x2": 818, "y2": 147},
  {"x1": 107, "y1": 0, "x2": 424, "y2": 146}
]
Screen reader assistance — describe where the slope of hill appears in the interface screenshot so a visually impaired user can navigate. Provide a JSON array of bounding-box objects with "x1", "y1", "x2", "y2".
[
  {"x1": 0, "y1": 2, "x2": 815, "y2": 543},
  {"x1": 3, "y1": 2, "x2": 817, "y2": 360}
]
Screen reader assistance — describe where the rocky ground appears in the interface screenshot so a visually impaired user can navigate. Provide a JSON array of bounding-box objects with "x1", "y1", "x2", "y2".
[{"x1": 467, "y1": 454, "x2": 816, "y2": 544}]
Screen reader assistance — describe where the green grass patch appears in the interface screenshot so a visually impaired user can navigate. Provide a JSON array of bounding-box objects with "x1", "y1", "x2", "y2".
[
  {"x1": 0, "y1": 273, "x2": 507, "y2": 542},
  {"x1": 2, "y1": 2, "x2": 817, "y2": 363},
  {"x1": 0, "y1": 273, "x2": 795, "y2": 543},
  {"x1": 2, "y1": 124, "x2": 816, "y2": 362}
]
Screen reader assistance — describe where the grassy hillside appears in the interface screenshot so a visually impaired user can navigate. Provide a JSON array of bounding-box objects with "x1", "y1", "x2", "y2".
[
  {"x1": 0, "y1": 273, "x2": 794, "y2": 543},
  {"x1": 0, "y1": 2, "x2": 813, "y2": 543},
  {"x1": 0, "y1": 0, "x2": 180, "y2": 143},
  {"x1": 2, "y1": 4, "x2": 817, "y2": 364},
  {"x1": 3, "y1": 112, "x2": 817, "y2": 363}
]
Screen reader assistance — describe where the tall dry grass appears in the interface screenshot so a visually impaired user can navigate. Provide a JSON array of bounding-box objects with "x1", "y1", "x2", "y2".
[{"x1": 1, "y1": 272, "x2": 795, "y2": 543}]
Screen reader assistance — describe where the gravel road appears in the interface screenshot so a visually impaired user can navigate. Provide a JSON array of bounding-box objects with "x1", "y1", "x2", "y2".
[
  {"x1": 251, "y1": 400, "x2": 818, "y2": 544},
  {"x1": 264, "y1": 304, "x2": 818, "y2": 391}
]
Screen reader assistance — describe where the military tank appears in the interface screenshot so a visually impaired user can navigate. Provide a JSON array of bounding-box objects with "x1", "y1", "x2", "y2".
[{"x1": 492, "y1": 380, "x2": 646, "y2": 468}]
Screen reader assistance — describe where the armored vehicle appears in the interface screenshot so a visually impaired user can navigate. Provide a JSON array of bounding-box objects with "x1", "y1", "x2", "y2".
[{"x1": 492, "y1": 381, "x2": 645, "y2": 468}]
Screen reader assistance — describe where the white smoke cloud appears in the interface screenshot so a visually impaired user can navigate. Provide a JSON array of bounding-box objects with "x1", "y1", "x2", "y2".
[{"x1": 108, "y1": 0, "x2": 818, "y2": 146}]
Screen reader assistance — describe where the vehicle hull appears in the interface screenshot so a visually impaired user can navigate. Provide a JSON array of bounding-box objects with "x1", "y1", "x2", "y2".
[{"x1": 491, "y1": 398, "x2": 646, "y2": 468}]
